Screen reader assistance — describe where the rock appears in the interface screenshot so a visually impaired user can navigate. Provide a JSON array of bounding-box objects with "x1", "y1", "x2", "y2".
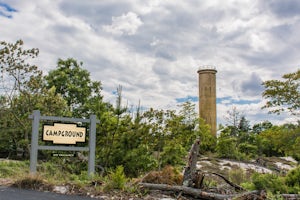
[
  {"x1": 53, "y1": 185, "x2": 68, "y2": 194},
  {"x1": 95, "y1": 195, "x2": 110, "y2": 200}
]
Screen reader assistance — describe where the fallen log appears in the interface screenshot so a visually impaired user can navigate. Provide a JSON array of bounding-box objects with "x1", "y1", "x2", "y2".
[
  {"x1": 281, "y1": 194, "x2": 300, "y2": 200},
  {"x1": 139, "y1": 183, "x2": 265, "y2": 200}
]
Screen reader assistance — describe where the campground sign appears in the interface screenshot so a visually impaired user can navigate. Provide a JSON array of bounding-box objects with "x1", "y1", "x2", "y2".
[
  {"x1": 29, "y1": 110, "x2": 99, "y2": 175},
  {"x1": 43, "y1": 123, "x2": 86, "y2": 144}
]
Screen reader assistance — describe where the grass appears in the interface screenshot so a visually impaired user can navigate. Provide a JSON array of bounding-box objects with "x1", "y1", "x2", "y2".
[
  {"x1": 0, "y1": 159, "x2": 137, "y2": 197},
  {"x1": 1, "y1": 157, "x2": 299, "y2": 199},
  {"x1": 0, "y1": 159, "x2": 29, "y2": 178}
]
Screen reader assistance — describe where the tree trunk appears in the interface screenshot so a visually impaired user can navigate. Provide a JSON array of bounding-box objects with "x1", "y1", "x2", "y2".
[{"x1": 182, "y1": 138, "x2": 200, "y2": 187}]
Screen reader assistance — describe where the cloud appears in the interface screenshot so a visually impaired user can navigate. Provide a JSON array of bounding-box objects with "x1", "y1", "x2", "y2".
[
  {"x1": 103, "y1": 12, "x2": 143, "y2": 35},
  {"x1": 1, "y1": 0, "x2": 299, "y2": 126},
  {"x1": 264, "y1": 0, "x2": 300, "y2": 18},
  {"x1": 240, "y1": 72, "x2": 264, "y2": 97}
]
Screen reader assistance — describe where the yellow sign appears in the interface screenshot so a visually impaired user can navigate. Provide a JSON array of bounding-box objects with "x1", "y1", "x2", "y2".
[{"x1": 43, "y1": 123, "x2": 86, "y2": 144}]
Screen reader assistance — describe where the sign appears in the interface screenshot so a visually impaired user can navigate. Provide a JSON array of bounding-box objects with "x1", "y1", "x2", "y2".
[
  {"x1": 52, "y1": 153, "x2": 75, "y2": 157},
  {"x1": 43, "y1": 123, "x2": 86, "y2": 144},
  {"x1": 29, "y1": 110, "x2": 98, "y2": 175}
]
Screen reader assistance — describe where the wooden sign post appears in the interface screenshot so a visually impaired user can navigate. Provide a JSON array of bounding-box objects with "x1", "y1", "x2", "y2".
[{"x1": 29, "y1": 110, "x2": 99, "y2": 176}]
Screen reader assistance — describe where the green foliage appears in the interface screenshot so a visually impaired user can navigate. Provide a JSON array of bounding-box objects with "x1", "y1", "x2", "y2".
[
  {"x1": 240, "y1": 182, "x2": 256, "y2": 190},
  {"x1": 252, "y1": 121, "x2": 273, "y2": 134},
  {"x1": 0, "y1": 160, "x2": 29, "y2": 178},
  {"x1": 45, "y1": 58, "x2": 103, "y2": 117},
  {"x1": 198, "y1": 118, "x2": 217, "y2": 153},
  {"x1": 262, "y1": 69, "x2": 300, "y2": 115},
  {"x1": 238, "y1": 142, "x2": 258, "y2": 158},
  {"x1": 251, "y1": 173, "x2": 288, "y2": 193},
  {"x1": 123, "y1": 145, "x2": 158, "y2": 177},
  {"x1": 228, "y1": 168, "x2": 246, "y2": 185},
  {"x1": 0, "y1": 40, "x2": 70, "y2": 158},
  {"x1": 285, "y1": 166, "x2": 300, "y2": 193},
  {"x1": 216, "y1": 135, "x2": 238, "y2": 159},
  {"x1": 105, "y1": 165, "x2": 128, "y2": 190},
  {"x1": 160, "y1": 142, "x2": 186, "y2": 167},
  {"x1": 0, "y1": 40, "x2": 43, "y2": 157},
  {"x1": 258, "y1": 124, "x2": 300, "y2": 159},
  {"x1": 0, "y1": 39, "x2": 40, "y2": 94}
]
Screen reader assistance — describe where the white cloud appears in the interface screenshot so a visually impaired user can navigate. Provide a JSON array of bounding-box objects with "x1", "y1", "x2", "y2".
[{"x1": 103, "y1": 12, "x2": 143, "y2": 35}]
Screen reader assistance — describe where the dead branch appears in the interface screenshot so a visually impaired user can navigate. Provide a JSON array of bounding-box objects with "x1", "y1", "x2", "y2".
[
  {"x1": 139, "y1": 183, "x2": 265, "y2": 200},
  {"x1": 209, "y1": 172, "x2": 245, "y2": 191}
]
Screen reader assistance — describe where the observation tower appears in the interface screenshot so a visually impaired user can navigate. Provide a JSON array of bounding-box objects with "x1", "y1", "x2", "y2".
[{"x1": 197, "y1": 66, "x2": 217, "y2": 136}]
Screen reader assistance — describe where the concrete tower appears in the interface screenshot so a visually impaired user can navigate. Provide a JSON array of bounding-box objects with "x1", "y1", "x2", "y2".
[{"x1": 197, "y1": 66, "x2": 217, "y2": 136}]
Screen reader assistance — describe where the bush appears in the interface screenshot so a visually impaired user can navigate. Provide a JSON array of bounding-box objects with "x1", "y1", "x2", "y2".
[
  {"x1": 216, "y1": 136, "x2": 238, "y2": 159},
  {"x1": 228, "y1": 168, "x2": 246, "y2": 185},
  {"x1": 142, "y1": 165, "x2": 183, "y2": 185},
  {"x1": 123, "y1": 145, "x2": 157, "y2": 177},
  {"x1": 160, "y1": 142, "x2": 186, "y2": 167},
  {"x1": 238, "y1": 143, "x2": 258, "y2": 158},
  {"x1": 251, "y1": 173, "x2": 288, "y2": 193},
  {"x1": 104, "y1": 165, "x2": 128, "y2": 191},
  {"x1": 285, "y1": 166, "x2": 300, "y2": 193}
]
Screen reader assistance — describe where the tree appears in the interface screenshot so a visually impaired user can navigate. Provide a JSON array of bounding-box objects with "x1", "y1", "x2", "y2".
[
  {"x1": 45, "y1": 58, "x2": 102, "y2": 117},
  {"x1": 0, "y1": 40, "x2": 41, "y2": 96},
  {"x1": 252, "y1": 121, "x2": 273, "y2": 134},
  {"x1": 262, "y1": 69, "x2": 300, "y2": 116},
  {"x1": 0, "y1": 40, "x2": 40, "y2": 157},
  {"x1": 238, "y1": 116, "x2": 250, "y2": 133},
  {"x1": 0, "y1": 40, "x2": 69, "y2": 157},
  {"x1": 257, "y1": 124, "x2": 300, "y2": 159},
  {"x1": 224, "y1": 107, "x2": 242, "y2": 136}
]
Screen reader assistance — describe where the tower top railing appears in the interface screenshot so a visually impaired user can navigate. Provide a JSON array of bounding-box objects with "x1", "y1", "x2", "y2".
[{"x1": 198, "y1": 65, "x2": 216, "y2": 70}]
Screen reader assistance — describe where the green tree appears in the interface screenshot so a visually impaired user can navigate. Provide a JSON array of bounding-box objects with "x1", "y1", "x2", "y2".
[
  {"x1": 0, "y1": 40, "x2": 41, "y2": 156},
  {"x1": 197, "y1": 118, "x2": 216, "y2": 153},
  {"x1": 257, "y1": 124, "x2": 300, "y2": 159},
  {"x1": 238, "y1": 116, "x2": 250, "y2": 133},
  {"x1": 224, "y1": 107, "x2": 242, "y2": 136},
  {"x1": 252, "y1": 121, "x2": 273, "y2": 134},
  {"x1": 0, "y1": 40, "x2": 69, "y2": 157},
  {"x1": 0, "y1": 40, "x2": 40, "y2": 96},
  {"x1": 216, "y1": 134, "x2": 238, "y2": 159},
  {"x1": 45, "y1": 58, "x2": 102, "y2": 117},
  {"x1": 262, "y1": 69, "x2": 300, "y2": 115}
]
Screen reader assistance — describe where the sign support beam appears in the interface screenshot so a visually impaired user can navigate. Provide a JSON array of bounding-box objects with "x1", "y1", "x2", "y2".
[{"x1": 30, "y1": 110, "x2": 40, "y2": 174}]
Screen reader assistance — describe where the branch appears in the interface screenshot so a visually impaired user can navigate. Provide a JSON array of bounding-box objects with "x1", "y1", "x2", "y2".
[
  {"x1": 210, "y1": 172, "x2": 245, "y2": 191},
  {"x1": 139, "y1": 183, "x2": 265, "y2": 200}
]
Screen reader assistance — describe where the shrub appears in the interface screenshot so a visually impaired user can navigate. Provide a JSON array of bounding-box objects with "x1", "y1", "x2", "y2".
[
  {"x1": 238, "y1": 143, "x2": 258, "y2": 158},
  {"x1": 228, "y1": 168, "x2": 246, "y2": 185},
  {"x1": 251, "y1": 173, "x2": 288, "y2": 193},
  {"x1": 142, "y1": 165, "x2": 183, "y2": 185},
  {"x1": 216, "y1": 136, "x2": 238, "y2": 159},
  {"x1": 104, "y1": 165, "x2": 128, "y2": 191},
  {"x1": 285, "y1": 166, "x2": 300, "y2": 193},
  {"x1": 160, "y1": 142, "x2": 186, "y2": 167},
  {"x1": 123, "y1": 144, "x2": 158, "y2": 177}
]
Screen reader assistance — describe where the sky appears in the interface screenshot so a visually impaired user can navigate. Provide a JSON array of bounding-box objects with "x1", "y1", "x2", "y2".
[{"x1": 1, "y1": 0, "x2": 299, "y2": 126}]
